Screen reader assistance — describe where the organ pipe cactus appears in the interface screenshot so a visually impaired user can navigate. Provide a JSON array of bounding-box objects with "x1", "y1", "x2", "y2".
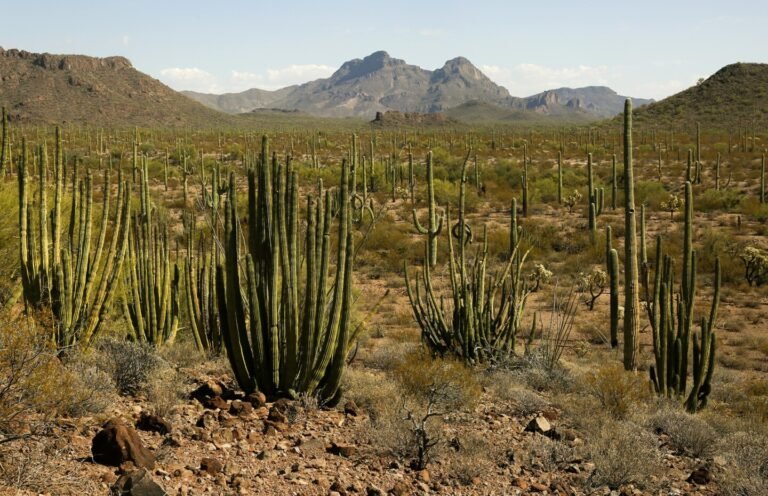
[
  {"x1": 184, "y1": 216, "x2": 222, "y2": 354},
  {"x1": 622, "y1": 99, "x2": 640, "y2": 371},
  {"x1": 648, "y1": 183, "x2": 720, "y2": 413},
  {"x1": 216, "y1": 136, "x2": 354, "y2": 403},
  {"x1": 122, "y1": 157, "x2": 181, "y2": 346},
  {"x1": 405, "y1": 155, "x2": 531, "y2": 364},
  {"x1": 19, "y1": 131, "x2": 131, "y2": 349},
  {"x1": 412, "y1": 151, "x2": 445, "y2": 267}
]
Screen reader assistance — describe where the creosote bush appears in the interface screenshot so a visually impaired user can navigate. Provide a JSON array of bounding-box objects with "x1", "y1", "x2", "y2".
[
  {"x1": 584, "y1": 363, "x2": 651, "y2": 420},
  {"x1": 586, "y1": 419, "x2": 660, "y2": 490}
]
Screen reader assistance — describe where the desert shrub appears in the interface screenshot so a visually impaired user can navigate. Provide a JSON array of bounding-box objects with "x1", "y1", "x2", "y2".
[
  {"x1": 521, "y1": 434, "x2": 575, "y2": 473},
  {"x1": 481, "y1": 370, "x2": 549, "y2": 416},
  {"x1": 62, "y1": 355, "x2": 117, "y2": 417},
  {"x1": 506, "y1": 350, "x2": 573, "y2": 393},
  {"x1": 717, "y1": 432, "x2": 768, "y2": 495},
  {"x1": 0, "y1": 316, "x2": 80, "y2": 438},
  {"x1": 146, "y1": 366, "x2": 186, "y2": 418},
  {"x1": 646, "y1": 406, "x2": 718, "y2": 458},
  {"x1": 342, "y1": 367, "x2": 401, "y2": 426},
  {"x1": 96, "y1": 340, "x2": 163, "y2": 395},
  {"x1": 377, "y1": 350, "x2": 480, "y2": 469},
  {"x1": 635, "y1": 180, "x2": 669, "y2": 210},
  {"x1": 584, "y1": 363, "x2": 650, "y2": 420},
  {"x1": 443, "y1": 432, "x2": 498, "y2": 485},
  {"x1": 586, "y1": 420, "x2": 660, "y2": 490},
  {"x1": 697, "y1": 188, "x2": 741, "y2": 212}
]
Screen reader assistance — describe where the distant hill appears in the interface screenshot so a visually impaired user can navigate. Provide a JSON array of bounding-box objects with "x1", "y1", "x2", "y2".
[
  {"x1": 524, "y1": 87, "x2": 653, "y2": 118},
  {"x1": 0, "y1": 47, "x2": 230, "y2": 128},
  {"x1": 184, "y1": 51, "x2": 651, "y2": 122},
  {"x1": 631, "y1": 63, "x2": 768, "y2": 129},
  {"x1": 446, "y1": 100, "x2": 594, "y2": 125}
]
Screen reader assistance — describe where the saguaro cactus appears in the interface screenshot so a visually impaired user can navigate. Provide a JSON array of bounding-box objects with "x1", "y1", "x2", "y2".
[
  {"x1": 19, "y1": 132, "x2": 131, "y2": 349},
  {"x1": 216, "y1": 136, "x2": 354, "y2": 403},
  {"x1": 412, "y1": 151, "x2": 445, "y2": 267},
  {"x1": 622, "y1": 99, "x2": 640, "y2": 371},
  {"x1": 0, "y1": 107, "x2": 8, "y2": 176}
]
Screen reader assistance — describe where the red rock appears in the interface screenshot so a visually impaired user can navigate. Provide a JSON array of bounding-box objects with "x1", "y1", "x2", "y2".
[
  {"x1": 530, "y1": 481, "x2": 548, "y2": 492},
  {"x1": 91, "y1": 418, "x2": 155, "y2": 470},
  {"x1": 229, "y1": 400, "x2": 253, "y2": 417},
  {"x1": 110, "y1": 468, "x2": 165, "y2": 496},
  {"x1": 245, "y1": 391, "x2": 267, "y2": 408},
  {"x1": 200, "y1": 457, "x2": 223, "y2": 476},
  {"x1": 326, "y1": 442, "x2": 357, "y2": 458},
  {"x1": 343, "y1": 400, "x2": 359, "y2": 416},
  {"x1": 136, "y1": 412, "x2": 172, "y2": 435}
]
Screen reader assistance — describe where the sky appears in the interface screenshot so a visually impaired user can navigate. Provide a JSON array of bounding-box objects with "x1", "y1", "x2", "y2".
[{"x1": 3, "y1": 0, "x2": 767, "y2": 100}]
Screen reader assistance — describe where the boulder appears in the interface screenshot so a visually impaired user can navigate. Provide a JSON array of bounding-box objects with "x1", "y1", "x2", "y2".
[{"x1": 92, "y1": 419, "x2": 155, "y2": 469}]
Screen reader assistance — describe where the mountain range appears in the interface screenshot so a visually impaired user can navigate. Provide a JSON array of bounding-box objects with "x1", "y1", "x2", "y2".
[
  {"x1": 1, "y1": 46, "x2": 766, "y2": 129},
  {"x1": 183, "y1": 51, "x2": 653, "y2": 119}
]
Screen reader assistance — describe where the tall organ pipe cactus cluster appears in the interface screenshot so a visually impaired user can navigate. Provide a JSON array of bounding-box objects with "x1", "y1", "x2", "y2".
[
  {"x1": 216, "y1": 136, "x2": 354, "y2": 403},
  {"x1": 405, "y1": 154, "x2": 531, "y2": 364},
  {"x1": 122, "y1": 158, "x2": 181, "y2": 346},
  {"x1": 648, "y1": 182, "x2": 720, "y2": 413},
  {"x1": 19, "y1": 128, "x2": 132, "y2": 349}
]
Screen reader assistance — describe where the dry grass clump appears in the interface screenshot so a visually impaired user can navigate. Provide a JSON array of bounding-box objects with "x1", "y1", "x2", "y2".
[
  {"x1": 717, "y1": 431, "x2": 768, "y2": 496},
  {"x1": 583, "y1": 363, "x2": 651, "y2": 420},
  {"x1": 586, "y1": 419, "x2": 661, "y2": 490},
  {"x1": 645, "y1": 405, "x2": 718, "y2": 458}
]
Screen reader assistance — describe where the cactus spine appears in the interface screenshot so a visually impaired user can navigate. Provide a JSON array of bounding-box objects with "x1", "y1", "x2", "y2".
[
  {"x1": 216, "y1": 136, "x2": 354, "y2": 402},
  {"x1": 622, "y1": 99, "x2": 640, "y2": 371},
  {"x1": 411, "y1": 151, "x2": 445, "y2": 267}
]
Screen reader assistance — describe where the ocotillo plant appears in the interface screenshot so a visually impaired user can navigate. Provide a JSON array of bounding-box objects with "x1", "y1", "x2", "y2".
[
  {"x1": 412, "y1": 151, "x2": 445, "y2": 267},
  {"x1": 622, "y1": 99, "x2": 640, "y2": 371},
  {"x1": 216, "y1": 137, "x2": 354, "y2": 403},
  {"x1": 18, "y1": 133, "x2": 131, "y2": 349},
  {"x1": 122, "y1": 158, "x2": 181, "y2": 346},
  {"x1": 405, "y1": 155, "x2": 532, "y2": 364}
]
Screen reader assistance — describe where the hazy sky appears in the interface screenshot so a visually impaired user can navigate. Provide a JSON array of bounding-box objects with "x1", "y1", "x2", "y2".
[{"x1": 3, "y1": 1, "x2": 767, "y2": 100}]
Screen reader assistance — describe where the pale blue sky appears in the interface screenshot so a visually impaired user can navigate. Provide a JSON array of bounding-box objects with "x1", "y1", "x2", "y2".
[{"x1": 3, "y1": 1, "x2": 767, "y2": 99}]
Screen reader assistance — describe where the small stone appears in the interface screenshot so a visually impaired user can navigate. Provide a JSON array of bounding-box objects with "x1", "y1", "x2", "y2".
[
  {"x1": 110, "y1": 469, "x2": 166, "y2": 496},
  {"x1": 687, "y1": 466, "x2": 712, "y2": 485},
  {"x1": 530, "y1": 481, "x2": 548, "y2": 492},
  {"x1": 389, "y1": 481, "x2": 410, "y2": 496},
  {"x1": 200, "y1": 457, "x2": 223, "y2": 476},
  {"x1": 202, "y1": 396, "x2": 229, "y2": 410},
  {"x1": 524, "y1": 416, "x2": 551, "y2": 434},
  {"x1": 245, "y1": 392, "x2": 267, "y2": 408},
  {"x1": 365, "y1": 485, "x2": 383, "y2": 496},
  {"x1": 230, "y1": 400, "x2": 254, "y2": 417},
  {"x1": 343, "y1": 400, "x2": 359, "y2": 417},
  {"x1": 136, "y1": 412, "x2": 172, "y2": 435},
  {"x1": 513, "y1": 478, "x2": 528, "y2": 490},
  {"x1": 326, "y1": 442, "x2": 357, "y2": 458},
  {"x1": 416, "y1": 469, "x2": 430, "y2": 482}
]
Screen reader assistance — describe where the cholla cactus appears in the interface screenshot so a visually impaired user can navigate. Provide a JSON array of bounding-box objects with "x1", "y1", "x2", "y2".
[
  {"x1": 740, "y1": 246, "x2": 768, "y2": 286},
  {"x1": 577, "y1": 267, "x2": 608, "y2": 310},
  {"x1": 660, "y1": 193, "x2": 681, "y2": 220},
  {"x1": 529, "y1": 263, "x2": 552, "y2": 292},
  {"x1": 564, "y1": 189, "x2": 583, "y2": 213}
]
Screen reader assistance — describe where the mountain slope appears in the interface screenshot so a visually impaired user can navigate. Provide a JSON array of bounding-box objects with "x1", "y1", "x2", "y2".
[
  {"x1": 524, "y1": 86, "x2": 653, "y2": 118},
  {"x1": 631, "y1": 63, "x2": 768, "y2": 128},
  {"x1": 183, "y1": 51, "x2": 652, "y2": 122},
  {"x1": 0, "y1": 47, "x2": 231, "y2": 127}
]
